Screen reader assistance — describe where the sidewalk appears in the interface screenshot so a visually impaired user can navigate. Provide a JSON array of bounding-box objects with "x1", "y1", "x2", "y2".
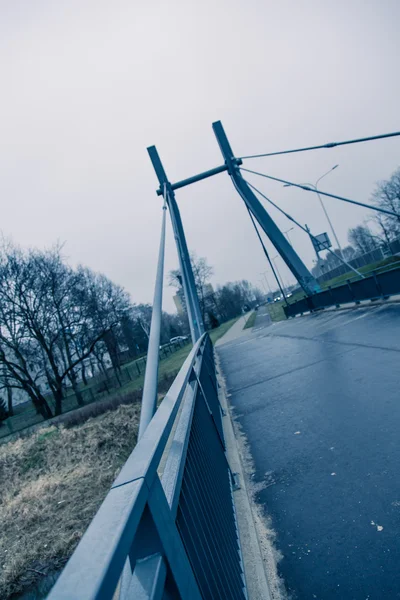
[{"x1": 215, "y1": 313, "x2": 253, "y2": 346}]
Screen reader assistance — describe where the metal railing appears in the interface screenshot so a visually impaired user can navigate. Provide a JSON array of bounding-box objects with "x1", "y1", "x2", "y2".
[
  {"x1": 47, "y1": 334, "x2": 246, "y2": 599},
  {"x1": 284, "y1": 264, "x2": 400, "y2": 318}
]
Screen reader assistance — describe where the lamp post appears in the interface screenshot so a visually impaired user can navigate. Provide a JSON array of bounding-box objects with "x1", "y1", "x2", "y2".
[
  {"x1": 259, "y1": 278, "x2": 268, "y2": 297},
  {"x1": 260, "y1": 271, "x2": 272, "y2": 295},
  {"x1": 283, "y1": 227, "x2": 294, "y2": 245},
  {"x1": 313, "y1": 165, "x2": 342, "y2": 255},
  {"x1": 271, "y1": 255, "x2": 286, "y2": 293},
  {"x1": 284, "y1": 165, "x2": 342, "y2": 255}
]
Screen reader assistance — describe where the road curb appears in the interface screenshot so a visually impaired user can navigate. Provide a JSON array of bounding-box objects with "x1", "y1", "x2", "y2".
[{"x1": 215, "y1": 351, "x2": 275, "y2": 600}]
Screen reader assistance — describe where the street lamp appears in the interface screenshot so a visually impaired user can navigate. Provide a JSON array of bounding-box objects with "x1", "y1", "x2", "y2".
[
  {"x1": 271, "y1": 255, "x2": 286, "y2": 292},
  {"x1": 284, "y1": 165, "x2": 342, "y2": 255},
  {"x1": 258, "y1": 278, "x2": 268, "y2": 296},
  {"x1": 283, "y1": 227, "x2": 294, "y2": 245},
  {"x1": 259, "y1": 271, "x2": 272, "y2": 294}
]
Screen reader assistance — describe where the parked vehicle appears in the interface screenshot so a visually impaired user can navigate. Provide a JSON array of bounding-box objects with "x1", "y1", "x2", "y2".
[{"x1": 170, "y1": 336, "x2": 188, "y2": 345}]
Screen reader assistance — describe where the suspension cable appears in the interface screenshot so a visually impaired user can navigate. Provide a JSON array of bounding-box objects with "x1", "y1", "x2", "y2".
[
  {"x1": 246, "y1": 206, "x2": 288, "y2": 305},
  {"x1": 240, "y1": 167, "x2": 400, "y2": 219},
  {"x1": 243, "y1": 178, "x2": 365, "y2": 280},
  {"x1": 239, "y1": 131, "x2": 400, "y2": 160}
]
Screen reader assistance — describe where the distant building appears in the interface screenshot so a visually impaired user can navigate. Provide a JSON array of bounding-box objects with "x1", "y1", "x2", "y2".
[
  {"x1": 173, "y1": 289, "x2": 186, "y2": 315},
  {"x1": 174, "y1": 283, "x2": 217, "y2": 323}
]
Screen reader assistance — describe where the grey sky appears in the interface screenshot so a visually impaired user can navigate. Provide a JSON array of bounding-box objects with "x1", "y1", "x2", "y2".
[{"x1": 1, "y1": 0, "x2": 399, "y2": 311}]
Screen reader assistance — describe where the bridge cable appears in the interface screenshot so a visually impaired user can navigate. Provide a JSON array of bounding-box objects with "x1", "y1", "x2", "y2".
[
  {"x1": 240, "y1": 167, "x2": 400, "y2": 220},
  {"x1": 246, "y1": 206, "x2": 288, "y2": 305},
  {"x1": 239, "y1": 130, "x2": 400, "y2": 160},
  {"x1": 243, "y1": 178, "x2": 365, "y2": 280}
]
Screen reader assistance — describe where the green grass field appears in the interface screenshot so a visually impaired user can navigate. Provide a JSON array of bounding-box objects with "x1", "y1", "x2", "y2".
[
  {"x1": 243, "y1": 311, "x2": 256, "y2": 329},
  {"x1": 319, "y1": 255, "x2": 400, "y2": 289},
  {"x1": 267, "y1": 302, "x2": 287, "y2": 322}
]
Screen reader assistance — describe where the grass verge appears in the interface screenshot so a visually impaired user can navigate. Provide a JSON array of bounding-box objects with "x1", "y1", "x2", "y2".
[
  {"x1": 243, "y1": 312, "x2": 256, "y2": 329},
  {"x1": 267, "y1": 302, "x2": 287, "y2": 322},
  {"x1": 209, "y1": 317, "x2": 239, "y2": 343},
  {"x1": 0, "y1": 399, "x2": 141, "y2": 599}
]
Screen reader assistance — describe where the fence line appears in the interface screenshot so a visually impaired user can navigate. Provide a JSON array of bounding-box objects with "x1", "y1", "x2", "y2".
[
  {"x1": 315, "y1": 237, "x2": 400, "y2": 284},
  {"x1": 0, "y1": 339, "x2": 189, "y2": 441}
]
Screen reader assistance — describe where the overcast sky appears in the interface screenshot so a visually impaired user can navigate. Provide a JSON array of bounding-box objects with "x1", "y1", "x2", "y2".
[{"x1": 1, "y1": 0, "x2": 399, "y2": 311}]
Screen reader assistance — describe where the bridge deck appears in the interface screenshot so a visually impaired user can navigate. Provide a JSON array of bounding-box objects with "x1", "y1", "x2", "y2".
[{"x1": 217, "y1": 304, "x2": 400, "y2": 600}]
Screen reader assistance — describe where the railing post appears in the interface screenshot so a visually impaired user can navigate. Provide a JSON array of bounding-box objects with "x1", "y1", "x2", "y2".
[
  {"x1": 372, "y1": 270, "x2": 384, "y2": 298},
  {"x1": 346, "y1": 279, "x2": 360, "y2": 304},
  {"x1": 328, "y1": 285, "x2": 341, "y2": 308}
]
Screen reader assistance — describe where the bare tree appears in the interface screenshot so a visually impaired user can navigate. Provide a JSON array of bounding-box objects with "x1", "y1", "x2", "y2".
[
  {"x1": 133, "y1": 304, "x2": 152, "y2": 340},
  {"x1": 0, "y1": 242, "x2": 134, "y2": 416},
  {"x1": 372, "y1": 168, "x2": 400, "y2": 237},
  {"x1": 371, "y1": 213, "x2": 394, "y2": 250},
  {"x1": 342, "y1": 245, "x2": 357, "y2": 262},
  {"x1": 0, "y1": 245, "x2": 53, "y2": 418},
  {"x1": 348, "y1": 225, "x2": 378, "y2": 256}
]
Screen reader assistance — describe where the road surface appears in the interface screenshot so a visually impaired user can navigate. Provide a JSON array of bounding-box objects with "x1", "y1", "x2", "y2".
[{"x1": 217, "y1": 304, "x2": 400, "y2": 600}]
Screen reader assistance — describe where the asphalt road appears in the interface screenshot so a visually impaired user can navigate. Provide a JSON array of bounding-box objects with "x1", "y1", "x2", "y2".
[{"x1": 217, "y1": 304, "x2": 400, "y2": 600}]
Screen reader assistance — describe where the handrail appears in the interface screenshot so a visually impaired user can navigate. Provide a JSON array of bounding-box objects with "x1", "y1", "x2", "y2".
[
  {"x1": 48, "y1": 331, "x2": 247, "y2": 599},
  {"x1": 112, "y1": 334, "x2": 205, "y2": 490},
  {"x1": 48, "y1": 335, "x2": 206, "y2": 600}
]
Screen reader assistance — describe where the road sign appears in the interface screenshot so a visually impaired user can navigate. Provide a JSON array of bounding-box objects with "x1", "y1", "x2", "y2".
[{"x1": 312, "y1": 232, "x2": 332, "y2": 253}]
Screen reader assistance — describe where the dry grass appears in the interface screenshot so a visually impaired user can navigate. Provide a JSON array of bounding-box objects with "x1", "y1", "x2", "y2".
[
  {"x1": 0, "y1": 321, "x2": 240, "y2": 598},
  {"x1": 0, "y1": 400, "x2": 141, "y2": 599}
]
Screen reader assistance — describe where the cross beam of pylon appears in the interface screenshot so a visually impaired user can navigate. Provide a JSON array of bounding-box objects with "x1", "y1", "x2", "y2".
[{"x1": 148, "y1": 121, "x2": 321, "y2": 306}]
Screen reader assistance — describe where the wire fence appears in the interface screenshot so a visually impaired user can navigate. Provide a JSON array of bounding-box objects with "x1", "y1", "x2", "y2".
[
  {"x1": 315, "y1": 238, "x2": 400, "y2": 284},
  {"x1": 0, "y1": 339, "x2": 190, "y2": 441}
]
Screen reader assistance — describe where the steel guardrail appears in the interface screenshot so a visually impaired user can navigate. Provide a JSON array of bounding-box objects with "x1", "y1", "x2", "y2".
[
  {"x1": 47, "y1": 334, "x2": 247, "y2": 599},
  {"x1": 284, "y1": 266, "x2": 400, "y2": 318}
]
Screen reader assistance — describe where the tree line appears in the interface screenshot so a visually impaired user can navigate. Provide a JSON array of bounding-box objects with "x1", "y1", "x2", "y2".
[
  {"x1": 0, "y1": 244, "x2": 260, "y2": 423},
  {"x1": 0, "y1": 242, "x2": 134, "y2": 418},
  {"x1": 169, "y1": 253, "x2": 263, "y2": 327}
]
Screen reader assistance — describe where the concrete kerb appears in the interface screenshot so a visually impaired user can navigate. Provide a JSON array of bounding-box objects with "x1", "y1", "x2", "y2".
[{"x1": 215, "y1": 349, "x2": 283, "y2": 600}]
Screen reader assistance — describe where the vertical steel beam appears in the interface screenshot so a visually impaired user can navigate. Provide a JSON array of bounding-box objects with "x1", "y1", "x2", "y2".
[
  {"x1": 212, "y1": 121, "x2": 320, "y2": 295},
  {"x1": 147, "y1": 146, "x2": 204, "y2": 342}
]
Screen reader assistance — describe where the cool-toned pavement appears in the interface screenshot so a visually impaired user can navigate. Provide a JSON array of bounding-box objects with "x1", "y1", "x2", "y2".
[{"x1": 217, "y1": 304, "x2": 400, "y2": 600}]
